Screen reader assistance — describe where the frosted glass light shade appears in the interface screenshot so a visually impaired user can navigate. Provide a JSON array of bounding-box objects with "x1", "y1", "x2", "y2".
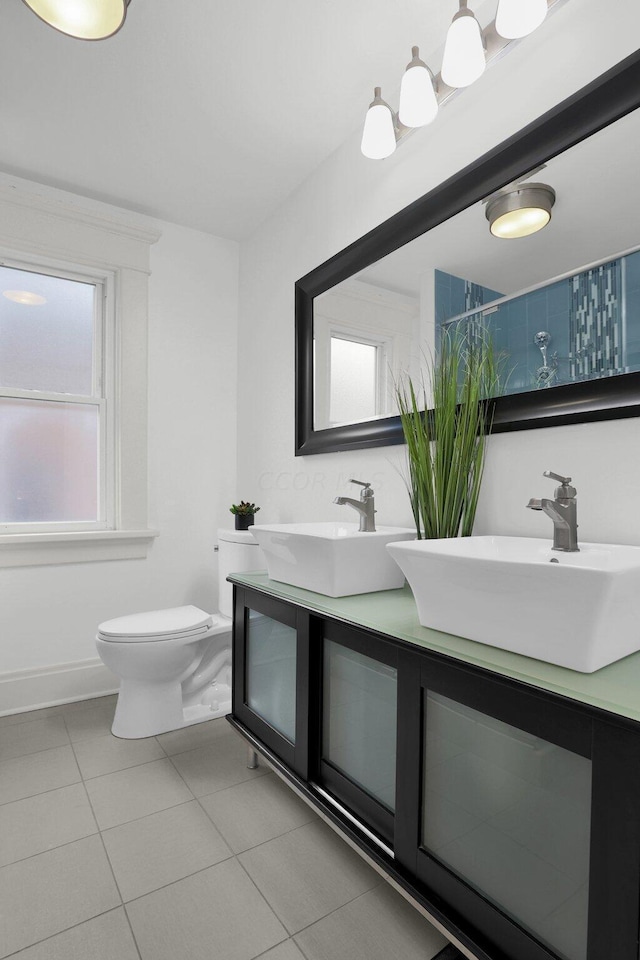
[
  {"x1": 496, "y1": 0, "x2": 547, "y2": 39},
  {"x1": 21, "y1": 0, "x2": 129, "y2": 39},
  {"x1": 441, "y1": 9, "x2": 486, "y2": 88},
  {"x1": 361, "y1": 89, "x2": 396, "y2": 160},
  {"x1": 490, "y1": 206, "x2": 550, "y2": 238},
  {"x1": 399, "y1": 49, "x2": 438, "y2": 128}
]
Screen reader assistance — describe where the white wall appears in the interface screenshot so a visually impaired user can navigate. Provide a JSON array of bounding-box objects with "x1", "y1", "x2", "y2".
[
  {"x1": 1, "y1": 212, "x2": 239, "y2": 709},
  {"x1": 237, "y1": 0, "x2": 640, "y2": 546}
]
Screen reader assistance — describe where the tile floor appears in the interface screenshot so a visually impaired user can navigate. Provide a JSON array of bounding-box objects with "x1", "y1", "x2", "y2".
[{"x1": 0, "y1": 695, "x2": 449, "y2": 960}]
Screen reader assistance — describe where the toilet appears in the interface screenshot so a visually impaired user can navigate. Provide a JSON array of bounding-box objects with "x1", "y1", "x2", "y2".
[{"x1": 95, "y1": 529, "x2": 264, "y2": 739}]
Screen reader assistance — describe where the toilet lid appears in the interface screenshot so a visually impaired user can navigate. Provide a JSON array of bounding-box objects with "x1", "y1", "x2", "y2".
[{"x1": 97, "y1": 605, "x2": 213, "y2": 643}]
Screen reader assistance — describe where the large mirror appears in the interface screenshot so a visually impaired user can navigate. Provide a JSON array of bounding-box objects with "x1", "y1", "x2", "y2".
[{"x1": 295, "y1": 50, "x2": 640, "y2": 455}]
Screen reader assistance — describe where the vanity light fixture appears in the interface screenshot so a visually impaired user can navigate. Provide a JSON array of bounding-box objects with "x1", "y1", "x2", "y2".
[
  {"x1": 399, "y1": 47, "x2": 439, "y2": 128},
  {"x1": 495, "y1": 0, "x2": 547, "y2": 39},
  {"x1": 360, "y1": 0, "x2": 566, "y2": 159},
  {"x1": 361, "y1": 88, "x2": 398, "y2": 160},
  {"x1": 441, "y1": 1, "x2": 486, "y2": 89},
  {"x1": 485, "y1": 183, "x2": 556, "y2": 239},
  {"x1": 20, "y1": 0, "x2": 131, "y2": 40},
  {"x1": 2, "y1": 290, "x2": 47, "y2": 305}
]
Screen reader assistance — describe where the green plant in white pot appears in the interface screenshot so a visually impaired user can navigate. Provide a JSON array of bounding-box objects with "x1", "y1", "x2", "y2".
[{"x1": 396, "y1": 328, "x2": 502, "y2": 540}]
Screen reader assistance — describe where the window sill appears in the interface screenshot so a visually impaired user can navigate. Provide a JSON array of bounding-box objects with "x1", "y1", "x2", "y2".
[{"x1": 0, "y1": 529, "x2": 159, "y2": 567}]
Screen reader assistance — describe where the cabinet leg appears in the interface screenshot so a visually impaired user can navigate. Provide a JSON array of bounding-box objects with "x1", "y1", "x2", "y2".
[{"x1": 247, "y1": 747, "x2": 259, "y2": 770}]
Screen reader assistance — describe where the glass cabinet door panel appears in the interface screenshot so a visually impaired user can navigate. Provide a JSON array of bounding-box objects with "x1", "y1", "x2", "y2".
[
  {"x1": 323, "y1": 639, "x2": 397, "y2": 810},
  {"x1": 246, "y1": 609, "x2": 297, "y2": 742},
  {"x1": 423, "y1": 691, "x2": 592, "y2": 960}
]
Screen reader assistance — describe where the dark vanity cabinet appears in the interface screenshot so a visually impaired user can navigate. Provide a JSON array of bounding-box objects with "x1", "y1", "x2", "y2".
[
  {"x1": 232, "y1": 590, "x2": 310, "y2": 777},
  {"x1": 231, "y1": 583, "x2": 640, "y2": 960}
]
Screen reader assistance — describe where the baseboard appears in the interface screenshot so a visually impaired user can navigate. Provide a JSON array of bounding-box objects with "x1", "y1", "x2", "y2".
[{"x1": 0, "y1": 657, "x2": 119, "y2": 716}]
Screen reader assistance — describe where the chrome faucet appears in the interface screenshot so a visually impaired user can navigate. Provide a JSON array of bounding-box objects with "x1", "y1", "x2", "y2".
[
  {"x1": 526, "y1": 470, "x2": 579, "y2": 552},
  {"x1": 334, "y1": 479, "x2": 376, "y2": 532}
]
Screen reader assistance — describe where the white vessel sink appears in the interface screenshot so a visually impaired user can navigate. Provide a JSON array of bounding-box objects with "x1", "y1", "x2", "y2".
[
  {"x1": 250, "y1": 522, "x2": 415, "y2": 597},
  {"x1": 386, "y1": 536, "x2": 640, "y2": 673}
]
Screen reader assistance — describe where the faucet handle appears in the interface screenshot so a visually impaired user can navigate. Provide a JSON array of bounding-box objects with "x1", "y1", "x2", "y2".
[
  {"x1": 543, "y1": 470, "x2": 576, "y2": 499},
  {"x1": 544, "y1": 470, "x2": 571, "y2": 484},
  {"x1": 349, "y1": 479, "x2": 373, "y2": 499}
]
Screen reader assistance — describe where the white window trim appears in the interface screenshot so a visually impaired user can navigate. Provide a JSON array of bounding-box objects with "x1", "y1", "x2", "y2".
[{"x1": 0, "y1": 178, "x2": 161, "y2": 567}]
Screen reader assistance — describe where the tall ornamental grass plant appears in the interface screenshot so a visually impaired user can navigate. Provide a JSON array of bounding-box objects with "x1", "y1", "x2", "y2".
[{"x1": 396, "y1": 329, "x2": 501, "y2": 540}]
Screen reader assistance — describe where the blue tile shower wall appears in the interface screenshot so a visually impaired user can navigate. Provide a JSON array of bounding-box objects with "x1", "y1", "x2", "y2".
[
  {"x1": 436, "y1": 252, "x2": 640, "y2": 395},
  {"x1": 434, "y1": 269, "x2": 503, "y2": 351}
]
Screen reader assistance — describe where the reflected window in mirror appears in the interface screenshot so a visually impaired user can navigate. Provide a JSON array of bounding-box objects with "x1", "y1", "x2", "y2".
[{"x1": 313, "y1": 279, "x2": 418, "y2": 429}]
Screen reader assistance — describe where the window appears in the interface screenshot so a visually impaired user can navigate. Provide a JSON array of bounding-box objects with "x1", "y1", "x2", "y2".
[
  {"x1": 0, "y1": 260, "x2": 112, "y2": 531},
  {"x1": 312, "y1": 278, "x2": 418, "y2": 431},
  {"x1": 0, "y1": 183, "x2": 160, "y2": 567},
  {"x1": 328, "y1": 332, "x2": 385, "y2": 426}
]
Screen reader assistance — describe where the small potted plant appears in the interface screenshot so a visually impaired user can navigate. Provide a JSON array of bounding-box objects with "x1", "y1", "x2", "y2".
[{"x1": 230, "y1": 500, "x2": 260, "y2": 531}]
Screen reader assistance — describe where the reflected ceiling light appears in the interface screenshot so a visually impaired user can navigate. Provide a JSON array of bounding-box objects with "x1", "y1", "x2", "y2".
[
  {"x1": 21, "y1": 0, "x2": 131, "y2": 40},
  {"x1": 485, "y1": 183, "x2": 556, "y2": 239},
  {"x1": 441, "y1": 1, "x2": 486, "y2": 89},
  {"x1": 3, "y1": 290, "x2": 47, "y2": 305},
  {"x1": 361, "y1": 88, "x2": 397, "y2": 160},
  {"x1": 399, "y1": 47, "x2": 438, "y2": 128},
  {"x1": 360, "y1": 0, "x2": 563, "y2": 160},
  {"x1": 496, "y1": 0, "x2": 547, "y2": 39}
]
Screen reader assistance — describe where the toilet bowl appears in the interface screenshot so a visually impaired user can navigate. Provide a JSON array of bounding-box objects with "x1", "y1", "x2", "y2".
[{"x1": 95, "y1": 529, "x2": 265, "y2": 739}]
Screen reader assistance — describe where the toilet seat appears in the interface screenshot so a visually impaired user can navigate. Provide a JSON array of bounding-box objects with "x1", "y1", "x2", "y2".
[{"x1": 97, "y1": 605, "x2": 227, "y2": 644}]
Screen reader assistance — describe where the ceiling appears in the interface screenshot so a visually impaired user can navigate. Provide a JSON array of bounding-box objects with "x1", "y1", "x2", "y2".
[
  {"x1": 0, "y1": 0, "x2": 498, "y2": 241},
  {"x1": 355, "y1": 106, "x2": 640, "y2": 302}
]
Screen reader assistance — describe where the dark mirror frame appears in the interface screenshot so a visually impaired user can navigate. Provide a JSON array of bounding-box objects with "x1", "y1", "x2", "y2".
[{"x1": 295, "y1": 50, "x2": 640, "y2": 456}]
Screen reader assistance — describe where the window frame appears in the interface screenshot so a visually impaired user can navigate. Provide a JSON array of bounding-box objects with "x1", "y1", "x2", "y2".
[
  {"x1": 327, "y1": 326, "x2": 391, "y2": 427},
  {"x1": 0, "y1": 180, "x2": 160, "y2": 567},
  {"x1": 0, "y1": 254, "x2": 115, "y2": 535}
]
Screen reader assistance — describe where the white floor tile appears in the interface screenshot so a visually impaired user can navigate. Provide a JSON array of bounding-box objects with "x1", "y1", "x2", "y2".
[
  {"x1": 73, "y1": 732, "x2": 165, "y2": 779},
  {"x1": 0, "y1": 745, "x2": 81, "y2": 805},
  {"x1": 295, "y1": 884, "x2": 447, "y2": 960},
  {"x1": 199, "y1": 772, "x2": 316, "y2": 853},
  {"x1": 0, "y1": 835, "x2": 121, "y2": 958},
  {"x1": 238, "y1": 820, "x2": 379, "y2": 934},
  {"x1": 0, "y1": 782, "x2": 97, "y2": 866},
  {"x1": 126, "y1": 858, "x2": 287, "y2": 960},
  {"x1": 85, "y1": 757, "x2": 193, "y2": 829},
  {"x1": 103, "y1": 800, "x2": 231, "y2": 900},
  {"x1": 7, "y1": 908, "x2": 139, "y2": 960},
  {"x1": 0, "y1": 715, "x2": 69, "y2": 761}
]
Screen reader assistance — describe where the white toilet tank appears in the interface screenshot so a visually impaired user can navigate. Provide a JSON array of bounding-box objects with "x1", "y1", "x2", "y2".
[{"x1": 217, "y1": 528, "x2": 266, "y2": 618}]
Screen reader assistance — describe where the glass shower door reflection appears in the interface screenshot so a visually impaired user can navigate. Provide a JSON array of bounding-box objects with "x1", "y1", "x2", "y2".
[
  {"x1": 423, "y1": 691, "x2": 592, "y2": 960},
  {"x1": 245, "y1": 609, "x2": 297, "y2": 742}
]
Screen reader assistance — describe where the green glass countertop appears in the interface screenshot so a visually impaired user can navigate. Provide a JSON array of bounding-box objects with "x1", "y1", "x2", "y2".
[{"x1": 230, "y1": 572, "x2": 640, "y2": 726}]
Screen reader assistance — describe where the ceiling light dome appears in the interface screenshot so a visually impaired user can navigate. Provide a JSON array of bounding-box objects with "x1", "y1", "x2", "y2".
[
  {"x1": 3, "y1": 290, "x2": 46, "y2": 305},
  {"x1": 495, "y1": 0, "x2": 547, "y2": 39},
  {"x1": 21, "y1": 0, "x2": 131, "y2": 40},
  {"x1": 485, "y1": 183, "x2": 556, "y2": 239}
]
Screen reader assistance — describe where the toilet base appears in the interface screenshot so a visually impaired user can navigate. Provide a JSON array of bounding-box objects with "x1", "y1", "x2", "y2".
[{"x1": 111, "y1": 679, "x2": 232, "y2": 739}]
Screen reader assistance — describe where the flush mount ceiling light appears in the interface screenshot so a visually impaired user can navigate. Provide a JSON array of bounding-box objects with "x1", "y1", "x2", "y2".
[
  {"x1": 361, "y1": 0, "x2": 567, "y2": 160},
  {"x1": 485, "y1": 183, "x2": 556, "y2": 239},
  {"x1": 495, "y1": 0, "x2": 547, "y2": 38},
  {"x1": 441, "y1": 1, "x2": 486, "y2": 89},
  {"x1": 21, "y1": 0, "x2": 131, "y2": 40},
  {"x1": 3, "y1": 290, "x2": 47, "y2": 305}
]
